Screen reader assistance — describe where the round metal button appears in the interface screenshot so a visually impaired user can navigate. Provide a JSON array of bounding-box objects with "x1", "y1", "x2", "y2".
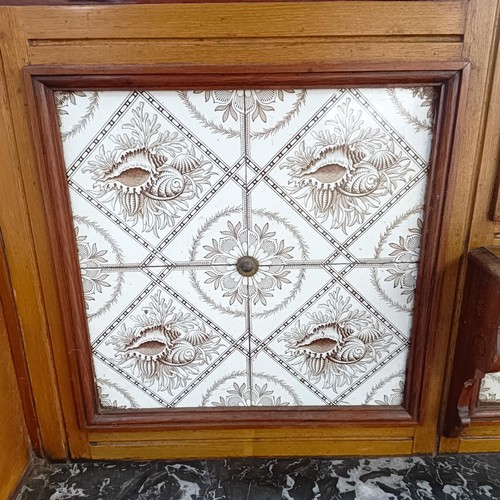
[{"x1": 236, "y1": 256, "x2": 259, "y2": 277}]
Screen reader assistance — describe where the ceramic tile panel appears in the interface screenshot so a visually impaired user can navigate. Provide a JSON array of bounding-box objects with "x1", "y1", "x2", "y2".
[
  {"x1": 249, "y1": 87, "x2": 434, "y2": 261},
  {"x1": 479, "y1": 373, "x2": 500, "y2": 404},
  {"x1": 251, "y1": 266, "x2": 411, "y2": 406},
  {"x1": 58, "y1": 90, "x2": 241, "y2": 267},
  {"x1": 57, "y1": 86, "x2": 436, "y2": 409},
  {"x1": 87, "y1": 267, "x2": 247, "y2": 409}
]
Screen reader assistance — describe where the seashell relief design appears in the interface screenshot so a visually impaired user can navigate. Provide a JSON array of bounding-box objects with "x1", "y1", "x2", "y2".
[
  {"x1": 282, "y1": 288, "x2": 394, "y2": 391},
  {"x1": 56, "y1": 88, "x2": 434, "y2": 408},
  {"x1": 82, "y1": 102, "x2": 215, "y2": 235},
  {"x1": 107, "y1": 291, "x2": 221, "y2": 393},
  {"x1": 281, "y1": 98, "x2": 413, "y2": 232}
]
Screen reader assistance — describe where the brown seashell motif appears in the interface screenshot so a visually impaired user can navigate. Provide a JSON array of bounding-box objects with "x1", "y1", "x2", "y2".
[
  {"x1": 295, "y1": 322, "x2": 351, "y2": 358},
  {"x1": 342, "y1": 161, "x2": 381, "y2": 195},
  {"x1": 122, "y1": 191, "x2": 143, "y2": 216},
  {"x1": 183, "y1": 329, "x2": 211, "y2": 346},
  {"x1": 123, "y1": 325, "x2": 180, "y2": 360},
  {"x1": 313, "y1": 188, "x2": 336, "y2": 213},
  {"x1": 146, "y1": 167, "x2": 185, "y2": 201},
  {"x1": 367, "y1": 149, "x2": 400, "y2": 170},
  {"x1": 333, "y1": 338, "x2": 367, "y2": 363},
  {"x1": 103, "y1": 149, "x2": 163, "y2": 192},
  {"x1": 299, "y1": 146, "x2": 354, "y2": 189},
  {"x1": 355, "y1": 327, "x2": 382, "y2": 344},
  {"x1": 164, "y1": 340, "x2": 197, "y2": 365},
  {"x1": 170, "y1": 153, "x2": 204, "y2": 174}
]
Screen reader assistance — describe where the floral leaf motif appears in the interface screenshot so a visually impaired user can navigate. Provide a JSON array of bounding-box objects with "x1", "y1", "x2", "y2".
[
  {"x1": 383, "y1": 218, "x2": 422, "y2": 304},
  {"x1": 203, "y1": 220, "x2": 295, "y2": 307}
]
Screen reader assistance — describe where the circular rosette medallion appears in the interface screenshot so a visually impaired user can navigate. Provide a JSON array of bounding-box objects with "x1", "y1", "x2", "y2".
[
  {"x1": 372, "y1": 206, "x2": 423, "y2": 312},
  {"x1": 190, "y1": 208, "x2": 308, "y2": 317},
  {"x1": 201, "y1": 371, "x2": 301, "y2": 407},
  {"x1": 74, "y1": 216, "x2": 124, "y2": 320}
]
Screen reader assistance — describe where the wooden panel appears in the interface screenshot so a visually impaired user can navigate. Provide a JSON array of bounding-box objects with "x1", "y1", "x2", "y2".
[
  {"x1": 459, "y1": 437, "x2": 500, "y2": 453},
  {"x1": 438, "y1": 0, "x2": 500, "y2": 454},
  {"x1": 88, "y1": 426, "x2": 415, "y2": 443},
  {"x1": 27, "y1": 40, "x2": 463, "y2": 66},
  {"x1": 0, "y1": 285, "x2": 30, "y2": 498},
  {"x1": 413, "y1": 0, "x2": 500, "y2": 453},
  {"x1": 0, "y1": 8, "x2": 88, "y2": 459},
  {"x1": 21, "y1": 2, "x2": 466, "y2": 40},
  {"x1": 25, "y1": 65, "x2": 463, "y2": 438},
  {"x1": 90, "y1": 437, "x2": 413, "y2": 460},
  {"x1": 443, "y1": 248, "x2": 500, "y2": 437}
]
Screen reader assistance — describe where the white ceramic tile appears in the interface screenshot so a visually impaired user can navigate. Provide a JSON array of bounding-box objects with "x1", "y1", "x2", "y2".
[
  {"x1": 87, "y1": 267, "x2": 247, "y2": 408},
  {"x1": 247, "y1": 89, "x2": 341, "y2": 169},
  {"x1": 182, "y1": 351, "x2": 252, "y2": 407},
  {"x1": 258, "y1": 269, "x2": 408, "y2": 405},
  {"x1": 250, "y1": 350, "x2": 324, "y2": 406},
  {"x1": 479, "y1": 373, "x2": 500, "y2": 404},
  {"x1": 61, "y1": 91, "x2": 234, "y2": 262},
  {"x1": 358, "y1": 87, "x2": 436, "y2": 159},
  {"x1": 248, "y1": 177, "x2": 337, "y2": 263},
  {"x1": 72, "y1": 206, "x2": 160, "y2": 267},
  {"x1": 61, "y1": 85, "x2": 434, "y2": 410},
  {"x1": 349, "y1": 191, "x2": 425, "y2": 263},
  {"x1": 250, "y1": 267, "x2": 336, "y2": 341},
  {"x1": 161, "y1": 176, "x2": 245, "y2": 265},
  {"x1": 152, "y1": 90, "x2": 244, "y2": 167},
  {"x1": 339, "y1": 265, "x2": 416, "y2": 337},
  {"x1": 261, "y1": 89, "x2": 432, "y2": 253},
  {"x1": 338, "y1": 352, "x2": 408, "y2": 406}
]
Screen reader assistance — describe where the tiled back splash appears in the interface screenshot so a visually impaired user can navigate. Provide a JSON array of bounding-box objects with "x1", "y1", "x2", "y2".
[{"x1": 56, "y1": 87, "x2": 435, "y2": 409}]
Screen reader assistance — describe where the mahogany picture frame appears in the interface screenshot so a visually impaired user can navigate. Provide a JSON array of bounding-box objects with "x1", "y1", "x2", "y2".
[{"x1": 23, "y1": 62, "x2": 469, "y2": 432}]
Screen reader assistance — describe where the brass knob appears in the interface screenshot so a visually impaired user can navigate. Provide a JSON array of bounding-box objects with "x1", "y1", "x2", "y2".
[{"x1": 236, "y1": 256, "x2": 259, "y2": 277}]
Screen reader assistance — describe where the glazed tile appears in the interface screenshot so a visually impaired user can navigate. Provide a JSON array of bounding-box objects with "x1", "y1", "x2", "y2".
[
  {"x1": 246, "y1": 88, "x2": 341, "y2": 170},
  {"x1": 156, "y1": 174, "x2": 246, "y2": 265},
  {"x1": 480, "y1": 373, "x2": 500, "y2": 404},
  {"x1": 72, "y1": 202, "x2": 159, "y2": 267},
  {"x1": 258, "y1": 274, "x2": 408, "y2": 406},
  {"x1": 151, "y1": 90, "x2": 244, "y2": 166},
  {"x1": 248, "y1": 176, "x2": 338, "y2": 263},
  {"x1": 62, "y1": 91, "x2": 233, "y2": 263},
  {"x1": 357, "y1": 86, "x2": 437, "y2": 159},
  {"x1": 84, "y1": 267, "x2": 247, "y2": 408},
  {"x1": 260, "y1": 88, "x2": 432, "y2": 252},
  {"x1": 250, "y1": 349, "x2": 325, "y2": 406},
  {"x1": 338, "y1": 351, "x2": 408, "y2": 406}
]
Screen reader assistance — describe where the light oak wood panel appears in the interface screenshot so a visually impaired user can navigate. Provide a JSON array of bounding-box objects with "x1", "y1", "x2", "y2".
[
  {"x1": 0, "y1": 297, "x2": 30, "y2": 498},
  {"x1": 411, "y1": 0, "x2": 500, "y2": 453},
  {"x1": 20, "y1": 1, "x2": 466, "y2": 40},
  {"x1": 459, "y1": 438, "x2": 500, "y2": 453},
  {"x1": 468, "y1": 27, "x2": 500, "y2": 244},
  {"x1": 438, "y1": 0, "x2": 500, "y2": 454},
  {"x1": 27, "y1": 40, "x2": 463, "y2": 66},
  {"x1": 90, "y1": 437, "x2": 413, "y2": 460},
  {"x1": 0, "y1": 9, "x2": 89, "y2": 459},
  {"x1": 88, "y1": 426, "x2": 416, "y2": 443}
]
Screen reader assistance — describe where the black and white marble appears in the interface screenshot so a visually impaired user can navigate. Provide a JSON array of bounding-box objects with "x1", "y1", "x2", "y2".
[{"x1": 17, "y1": 454, "x2": 500, "y2": 499}]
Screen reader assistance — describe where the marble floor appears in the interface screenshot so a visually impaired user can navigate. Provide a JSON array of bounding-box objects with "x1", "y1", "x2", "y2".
[{"x1": 16, "y1": 455, "x2": 500, "y2": 499}]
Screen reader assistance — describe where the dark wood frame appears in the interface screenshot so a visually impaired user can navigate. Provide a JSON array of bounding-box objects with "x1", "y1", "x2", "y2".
[
  {"x1": 444, "y1": 247, "x2": 500, "y2": 437},
  {"x1": 23, "y1": 62, "x2": 468, "y2": 431}
]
